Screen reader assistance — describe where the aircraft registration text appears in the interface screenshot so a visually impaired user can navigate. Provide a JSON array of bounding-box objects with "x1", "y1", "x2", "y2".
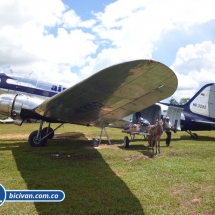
[{"x1": 192, "y1": 103, "x2": 206, "y2": 109}]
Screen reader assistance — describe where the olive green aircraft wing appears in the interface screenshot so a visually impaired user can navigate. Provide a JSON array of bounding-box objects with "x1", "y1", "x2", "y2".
[{"x1": 34, "y1": 60, "x2": 178, "y2": 127}]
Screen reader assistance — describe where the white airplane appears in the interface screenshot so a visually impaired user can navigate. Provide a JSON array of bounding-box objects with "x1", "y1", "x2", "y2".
[
  {"x1": 120, "y1": 83, "x2": 215, "y2": 139},
  {"x1": 0, "y1": 117, "x2": 13, "y2": 124},
  {"x1": 0, "y1": 60, "x2": 178, "y2": 147}
]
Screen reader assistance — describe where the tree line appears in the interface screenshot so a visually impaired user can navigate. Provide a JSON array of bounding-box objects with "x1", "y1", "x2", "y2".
[{"x1": 169, "y1": 97, "x2": 190, "y2": 105}]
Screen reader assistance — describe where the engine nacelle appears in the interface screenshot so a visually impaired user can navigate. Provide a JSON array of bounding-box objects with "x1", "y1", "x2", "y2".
[
  {"x1": 0, "y1": 94, "x2": 15, "y2": 117},
  {"x1": 0, "y1": 94, "x2": 45, "y2": 125}
]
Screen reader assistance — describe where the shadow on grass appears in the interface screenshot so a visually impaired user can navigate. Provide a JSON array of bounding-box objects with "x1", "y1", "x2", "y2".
[
  {"x1": 179, "y1": 135, "x2": 215, "y2": 142},
  {"x1": 2, "y1": 138, "x2": 145, "y2": 215},
  {"x1": 117, "y1": 139, "x2": 157, "y2": 158},
  {"x1": 128, "y1": 134, "x2": 215, "y2": 143}
]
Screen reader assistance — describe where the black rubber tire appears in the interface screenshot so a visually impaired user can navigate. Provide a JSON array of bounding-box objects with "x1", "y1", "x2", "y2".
[
  {"x1": 42, "y1": 127, "x2": 54, "y2": 139},
  {"x1": 124, "y1": 136, "x2": 129, "y2": 148},
  {"x1": 28, "y1": 130, "x2": 47, "y2": 147}
]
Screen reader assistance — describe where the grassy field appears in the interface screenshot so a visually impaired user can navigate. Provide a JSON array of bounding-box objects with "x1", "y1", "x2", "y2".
[{"x1": 0, "y1": 123, "x2": 215, "y2": 215}]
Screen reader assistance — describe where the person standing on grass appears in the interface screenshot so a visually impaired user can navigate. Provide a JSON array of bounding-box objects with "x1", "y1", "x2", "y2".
[{"x1": 164, "y1": 116, "x2": 174, "y2": 146}]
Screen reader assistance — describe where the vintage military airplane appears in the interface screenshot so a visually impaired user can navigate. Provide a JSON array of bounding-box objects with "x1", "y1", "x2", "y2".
[
  {"x1": 0, "y1": 60, "x2": 178, "y2": 146},
  {"x1": 120, "y1": 83, "x2": 215, "y2": 139},
  {"x1": 160, "y1": 83, "x2": 215, "y2": 139}
]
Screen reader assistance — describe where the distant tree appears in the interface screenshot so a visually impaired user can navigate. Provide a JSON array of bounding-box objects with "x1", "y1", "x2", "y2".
[
  {"x1": 179, "y1": 98, "x2": 190, "y2": 105},
  {"x1": 169, "y1": 97, "x2": 179, "y2": 104},
  {"x1": 169, "y1": 97, "x2": 190, "y2": 105}
]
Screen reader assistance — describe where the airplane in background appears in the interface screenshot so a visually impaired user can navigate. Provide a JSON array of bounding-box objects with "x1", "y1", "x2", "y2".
[
  {"x1": 0, "y1": 59, "x2": 178, "y2": 147},
  {"x1": 0, "y1": 117, "x2": 13, "y2": 124},
  {"x1": 160, "y1": 83, "x2": 215, "y2": 139},
  {"x1": 120, "y1": 83, "x2": 215, "y2": 139}
]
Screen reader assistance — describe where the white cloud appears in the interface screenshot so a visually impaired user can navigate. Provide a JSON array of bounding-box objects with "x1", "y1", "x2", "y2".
[
  {"x1": 62, "y1": 9, "x2": 83, "y2": 28},
  {"x1": 63, "y1": 9, "x2": 96, "y2": 28},
  {"x1": 90, "y1": 0, "x2": 215, "y2": 77},
  {"x1": 0, "y1": 0, "x2": 66, "y2": 28},
  {"x1": 0, "y1": 0, "x2": 215, "y2": 92},
  {"x1": 172, "y1": 41, "x2": 215, "y2": 71},
  {"x1": 171, "y1": 41, "x2": 215, "y2": 101},
  {"x1": 0, "y1": 0, "x2": 98, "y2": 84}
]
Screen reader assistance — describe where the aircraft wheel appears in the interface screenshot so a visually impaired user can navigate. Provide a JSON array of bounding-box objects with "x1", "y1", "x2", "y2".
[
  {"x1": 192, "y1": 133, "x2": 198, "y2": 139},
  {"x1": 124, "y1": 136, "x2": 129, "y2": 148},
  {"x1": 28, "y1": 130, "x2": 47, "y2": 147},
  {"x1": 42, "y1": 127, "x2": 54, "y2": 139}
]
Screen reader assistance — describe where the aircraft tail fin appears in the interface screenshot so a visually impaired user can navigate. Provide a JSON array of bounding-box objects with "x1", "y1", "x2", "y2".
[{"x1": 184, "y1": 83, "x2": 215, "y2": 118}]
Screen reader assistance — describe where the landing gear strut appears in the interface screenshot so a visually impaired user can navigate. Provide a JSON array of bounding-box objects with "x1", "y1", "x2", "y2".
[
  {"x1": 28, "y1": 121, "x2": 64, "y2": 147},
  {"x1": 42, "y1": 126, "x2": 54, "y2": 139},
  {"x1": 186, "y1": 130, "x2": 198, "y2": 139},
  {"x1": 95, "y1": 127, "x2": 111, "y2": 146}
]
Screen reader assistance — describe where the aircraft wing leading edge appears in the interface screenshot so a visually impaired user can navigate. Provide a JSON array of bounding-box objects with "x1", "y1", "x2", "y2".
[{"x1": 33, "y1": 60, "x2": 178, "y2": 127}]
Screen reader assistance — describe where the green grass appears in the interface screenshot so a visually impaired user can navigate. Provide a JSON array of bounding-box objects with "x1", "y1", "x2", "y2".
[{"x1": 0, "y1": 123, "x2": 215, "y2": 214}]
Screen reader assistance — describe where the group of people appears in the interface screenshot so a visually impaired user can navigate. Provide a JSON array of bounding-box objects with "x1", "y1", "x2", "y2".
[
  {"x1": 131, "y1": 113, "x2": 174, "y2": 146},
  {"x1": 139, "y1": 116, "x2": 174, "y2": 147}
]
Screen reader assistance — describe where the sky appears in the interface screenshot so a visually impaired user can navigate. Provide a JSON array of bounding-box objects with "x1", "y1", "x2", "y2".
[{"x1": 0, "y1": 0, "x2": 215, "y2": 102}]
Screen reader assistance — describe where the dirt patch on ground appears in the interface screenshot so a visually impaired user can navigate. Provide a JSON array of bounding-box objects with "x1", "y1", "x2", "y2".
[
  {"x1": 53, "y1": 132, "x2": 88, "y2": 140},
  {"x1": 0, "y1": 132, "x2": 87, "y2": 140},
  {"x1": 169, "y1": 186, "x2": 202, "y2": 210},
  {"x1": 92, "y1": 144, "x2": 122, "y2": 150},
  {"x1": 48, "y1": 153, "x2": 98, "y2": 161},
  {"x1": 0, "y1": 134, "x2": 28, "y2": 140},
  {"x1": 124, "y1": 154, "x2": 152, "y2": 162}
]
